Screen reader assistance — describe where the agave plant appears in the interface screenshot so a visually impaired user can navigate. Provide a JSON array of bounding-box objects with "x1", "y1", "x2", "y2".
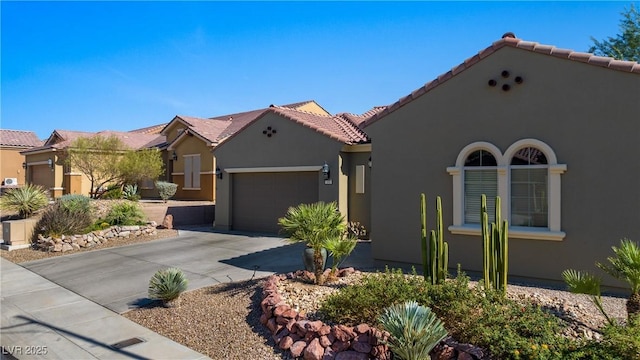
[
  {"x1": 597, "y1": 238, "x2": 640, "y2": 321},
  {"x1": 148, "y1": 267, "x2": 188, "y2": 307},
  {"x1": 0, "y1": 184, "x2": 49, "y2": 218},
  {"x1": 278, "y1": 201, "x2": 346, "y2": 285},
  {"x1": 378, "y1": 301, "x2": 448, "y2": 360}
]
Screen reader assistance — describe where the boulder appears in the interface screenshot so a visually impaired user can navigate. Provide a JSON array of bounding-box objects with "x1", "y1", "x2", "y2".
[{"x1": 303, "y1": 338, "x2": 324, "y2": 360}]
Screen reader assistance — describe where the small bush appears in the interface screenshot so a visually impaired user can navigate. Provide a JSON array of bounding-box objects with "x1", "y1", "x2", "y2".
[
  {"x1": 155, "y1": 181, "x2": 177, "y2": 203},
  {"x1": 378, "y1": 301, "x2": 447, "y2": 360},
  {"x1": 37, "y1": 201, "x2": 94, "y2": 238},
  {"x1": 0, "y1": 184, "x2": 49, "y2": 218},
  {"x1": 59, "y1": 194, "x2": 91, "y2": 214},
  {"x1": 104, "y1": 201, "x2": 146, "y2": 226},
  {"x1": 148, "y1": 267, "x2": 188, "y2": 303},
  {"x1": 102, "y1": 185, "x2": 123, "y2": 199}
]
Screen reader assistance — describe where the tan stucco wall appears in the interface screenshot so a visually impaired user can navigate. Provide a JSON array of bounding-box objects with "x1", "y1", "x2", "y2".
[
  {"x1": 344, "y1": 151, "x2": 372, "y2": 233},
  {"x1": 213, "y1": 112, "x2": 347, "y2": 230},
  {"x1": 170, "y1": 134, "x2": 215, "y2": 201},
  {"x1": 365, "y1": 46, "x2": 640, "y2": 288},
  {"x1": 1, "y1": 147, "x2": 27, "y2": 185},
  {"x1": 296, "y1": 102, "x2": 330, "y2": 116}
]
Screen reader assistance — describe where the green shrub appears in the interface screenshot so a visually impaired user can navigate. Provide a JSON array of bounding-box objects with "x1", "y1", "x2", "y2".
[
  {"x1": 155, "y1": 181, "x2": 177, "y2": 203},
  {"x1": 104, "y1": 201, "x2": 146, "y2": 226},
  {"x1": 58, "y1": 194, "x2": 91, "y2": 214},
  {"x1": 0, "y1": 184, "x2": 49, "y2": 218},
  {"x1": 123, "y1": 184, "x2": 140, "y2": 201},
  {"x1": 102, "y1": 185, "x2": 124, "y2": 199},
  {"x1": 148, "y1": 267, "x2": 188, "y2": 304},
  {"x1": 37, "y1": 201, "x2": 94, "y2": 238},
  {"x1": 378, "y1": 301, "x2": 447, "y2": 360}
]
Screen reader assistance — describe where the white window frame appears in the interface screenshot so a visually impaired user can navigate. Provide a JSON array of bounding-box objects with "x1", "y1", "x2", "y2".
[{"x1": 448, "y1": 139, "x2": 566, "y2": 241}]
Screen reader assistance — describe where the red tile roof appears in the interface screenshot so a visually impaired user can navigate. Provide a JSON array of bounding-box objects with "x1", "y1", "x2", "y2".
[
  {"x1": 129, "y1": 123, "x2": 167, "y2": 135},
  {"x1": 0, "y1": 129, "x2": 43, "y2": 148},
  {"x1": 22, "y1": 129, "x2": 165, "y2": 154},
  {"x1": 361, "y1": 35, "x2": 640, "y2": 128}
]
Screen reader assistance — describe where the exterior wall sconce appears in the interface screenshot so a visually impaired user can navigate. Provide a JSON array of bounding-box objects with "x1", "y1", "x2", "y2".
[
  {"x1": 368, "y1": 157, "x2": 372, "y2": 168},
  {"x1": 171, "y1": 151, "x2": 178, "y2": 161},
  {"x1": 215, "y1": 167, "x2": 223, "y2": 179},
  {"x1": 47, "y1": 158, "x2": 54, "y2": 170},
  {"x1": 22, "y1": 162, "x2": 27, "y2": 169},
  {"x1": 322, "y1": 162, "x2": 330, "y2": 179}
]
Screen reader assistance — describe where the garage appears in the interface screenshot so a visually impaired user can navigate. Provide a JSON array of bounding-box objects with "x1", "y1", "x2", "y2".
[
  {"x1": 232, "y1": 171, "x2": 319, "y2": 233},
  {"x1": 30, "y1": 165, "x2": 51, "y2": 193}
]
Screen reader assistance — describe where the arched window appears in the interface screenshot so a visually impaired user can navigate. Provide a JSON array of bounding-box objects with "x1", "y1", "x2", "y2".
[
  {"x1": 464, "y1": 150, "x2": 498, "y2": 224},
  {"x1": 510, "y1": 147, "x2": 548, "y2": 227}
]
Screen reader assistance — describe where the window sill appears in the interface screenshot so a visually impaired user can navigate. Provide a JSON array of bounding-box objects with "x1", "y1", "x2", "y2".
[{"x1": 448, "y1": 225, "x2": 565, "y2": 241}]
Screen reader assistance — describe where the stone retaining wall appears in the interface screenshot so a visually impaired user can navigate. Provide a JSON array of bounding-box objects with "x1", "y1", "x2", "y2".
[
  {"x1": 260, "y1": 271, "x2": 489, "y2": 360},
  {"x1": 35, "y1": 223, "x2": 158, "y2": 252}
]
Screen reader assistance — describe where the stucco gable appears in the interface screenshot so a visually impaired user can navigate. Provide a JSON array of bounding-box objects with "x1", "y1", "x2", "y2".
[{"x1": 362, "y1": 34, "x2": 640, "y2": 128}]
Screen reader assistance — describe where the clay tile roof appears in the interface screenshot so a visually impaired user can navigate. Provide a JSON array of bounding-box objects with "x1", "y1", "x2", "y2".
[
  {"x1": 0, "y1": 129, "x2": 43, "y2": 148},
  {"x1": 129, "y1": 123, "x2": 168, "y2": 135},
  {"x1": 23, "y1": 129, "x2": 164, "y2": 154},
  {"x1": 361, "y1": 34, "x2": 640, "y2": 128},
  {"x1": 173, "y1": 115, "x2": 233, "y2": 144},
  {"x1": 269, "y1": 106, "x2": 369, "y2": 144}
]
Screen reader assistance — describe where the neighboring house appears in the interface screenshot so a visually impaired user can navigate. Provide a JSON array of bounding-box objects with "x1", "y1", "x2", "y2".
[
  {"x1": 361, "y1": 34, "x2": 640, "y2": 288},
  {"x1": 0, "y1": 129, "x2": 43, "y2": 187},
  {"x1": 213, "y1": 105, "x2": 384, "y2": 233},
  {"x1": 160, "y1": 101, "x2": 331, "y2": 202},
  {"x1": 21, "y1": 129, "x2": 164, "y2": 198}
]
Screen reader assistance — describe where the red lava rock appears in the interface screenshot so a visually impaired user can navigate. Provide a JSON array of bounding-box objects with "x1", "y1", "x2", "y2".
[
  {"x1": 290, "y1": 340, "x2": 308, "y2": 358},
  {"x1": 436, "y1": 345, "x2": 456, "y2": 360},
  {"x1": 266, "y1": 318, "x2": 277, "y2": 333},
  {"x1": 322, "y1": 346, "x2": 337, "y2": 360},
  {"x1": 351, "y1": 340, "x2": 372, "y2": 354},
  {"x1": 276, "y1": 315, "x2": 290, "y2": 325},
  {"x1": 286, "y1": 318, "x2": 297, "y2": 332},
  {"x1": 259, "y1": 313, "x2": 269, "y2": 325},
  {"x1": 331, "y1": 340, "x2": 351, "y2": 352},
  {"x1": 273, "y1": 304, "x2": 291, "y2": 317},
  {"x1": 290, "y1": 333, "x2": 302, "y2": 342},
  {"x1": 339, "y1": 267, "x2": 355, "y2": 277},
  {"x1": 304, "y1": 331, "x2": 318, "y2": 342},
  {"x1": 319, "y1": 335, "x2": 333, "y2": 347},
  {"x1": 282, "y1": 308, "x2": 298, "y2": 319},
  {"x1": 354, "y1": 333, "x2": 369, "y2": 344},
  {"x1": 279, "y1": 336, "x2": 294, "y2": 350},
  {"x1": 272, "y1": 328, "x2": 289, "y2": 344},
  {"x1": 162, "y1": 214, "x2": 173, "y2": 229},
  {"x1": 354, "y1": 324, "x2": 370, "y2": 334},
  {"x1": 304, "y1": 338, "x2": 325, "y2": 360},
  {"x1": 318, "y1": 325, "x2": 331, "y2": 336},
  {"x1": 332, "y1": 326, "x2": 351, "y2": 342},
  {"x1": 296, "y1": 320, "x2": 310, "y2": 334},
  {"x1": 335, "y1": 350, "x2": 369, "y2": 360},
  {"x1": 458, "y1": 352, "x2": 474, "y2": 360},
  {"x1": 307, "y1": 320, "x2": 324, "y2": 332},
  {"x1": 368, "y1": 328, "x2": 383, "y2": 345}
]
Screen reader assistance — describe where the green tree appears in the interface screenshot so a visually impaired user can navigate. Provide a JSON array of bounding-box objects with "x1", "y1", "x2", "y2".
[
  {"x1": 589, "y1": 4, "x2": 640, "y2": 61},
  {"x1": 67, "y1": 135, "x2": 163, "y2": 199}
]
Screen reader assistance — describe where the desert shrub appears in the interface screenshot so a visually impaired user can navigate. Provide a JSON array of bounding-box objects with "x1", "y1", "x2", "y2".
[
  {"x1": 0, "y1": 184, "x2": 49, "y2": 218},
  {"x1": 320, "y1": 267, "x2": 427, "y2": 326},
  {"x1": 58, "y1": 194, "x2": 91, "y2": 214},
  {"x1": 148, "y1": 267, "x2": 188, "y2": 303},
  {"x1": 155, "y1": 181, "x2": 177, "y2": 203},
  {"x1": 378, "y1": 301, "x2": 447, "y2": 360},
  {"x1": 37, "y1": 201, "x2": 94, "y2": 238},
  {"x1": 123, "y1": 184, "x2": 140, "y2": 201},
  {"x1": 104, "y1": 201, "x2": 145, "y2": 226},
  {"x1": 102, "y1": 185, "x2": 123, "y2": 199}
]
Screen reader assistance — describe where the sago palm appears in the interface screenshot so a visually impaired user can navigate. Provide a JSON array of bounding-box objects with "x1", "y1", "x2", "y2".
[
  {"x1": 278, "y1": 201, "x2": 346, "y2": 285},
  {"x1": 562, "y1": 269, "x2": 615, "y2": 325},
  {"x1": 597, "y1": 238, "x2": 640, "y2": 321}
]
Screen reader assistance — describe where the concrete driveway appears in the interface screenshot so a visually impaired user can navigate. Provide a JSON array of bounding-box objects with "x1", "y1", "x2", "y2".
[{"x1": 20, "y1": 227, "x2": 374, "y2": 314}]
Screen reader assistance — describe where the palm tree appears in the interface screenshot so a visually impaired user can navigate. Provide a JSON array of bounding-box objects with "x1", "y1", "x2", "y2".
[
  {"x1": 597, "y1": 238, "x2": 640, "y2": 321},
  {"x1": 278, "y1": 201, "x2": 346, "y2": 285}
]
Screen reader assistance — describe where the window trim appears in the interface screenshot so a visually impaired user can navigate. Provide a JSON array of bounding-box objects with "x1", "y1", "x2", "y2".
[{"x1": 448, "y1": 139, "x2": 566, "y2": 241}]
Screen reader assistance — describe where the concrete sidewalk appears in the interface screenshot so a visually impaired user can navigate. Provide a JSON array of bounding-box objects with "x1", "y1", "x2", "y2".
[{"x1": 1, "y1": 257, "x2": 210, "y2": 360}]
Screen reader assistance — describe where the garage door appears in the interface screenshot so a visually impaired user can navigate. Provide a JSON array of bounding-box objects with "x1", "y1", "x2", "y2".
[
  {"x1": 232, "y1": 172, "x2": 319, "y2": 233},
  {"x1": 31, "y1": 165, "x2": 51, "y2": 191}
]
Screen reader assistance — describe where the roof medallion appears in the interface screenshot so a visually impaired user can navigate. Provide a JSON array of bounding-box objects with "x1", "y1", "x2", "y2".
[
  {"x1": 262, "y1": 126, "x2": 277, "y2": 138},
  {"x1": 487, "y1": 70, "x2": 524, "y2": 92}
]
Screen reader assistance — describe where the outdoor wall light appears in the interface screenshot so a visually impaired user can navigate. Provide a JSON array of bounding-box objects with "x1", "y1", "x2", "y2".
[
  {"x1": 47, "y1": 158, "x2": 54, "y2": 169},
  {"x1": 22, "y1": 162, "x2": 27, "y2": 169},
  {"x1": 171, "y1": 151, "x2": 178, "y2": 161},
  {"x1": 322, "y1": 162, "x2": 330, "y2": 179},
  {"x1": 215, "y1": 167, "x2": 223, "y2": 180},
  {"x1": 368, "y1": 157, "x2": 372, "y2": 168}
]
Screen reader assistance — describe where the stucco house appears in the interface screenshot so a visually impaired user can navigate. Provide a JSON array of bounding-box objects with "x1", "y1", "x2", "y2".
[
  {"x1": 361, "y1": 34, "x2": 640, "y2": 288},
  {"x1": 0, "y1": 129, "x2": 43, "y2": 188},
  {"x1": 21, "y1": 129, "x2": 164, "y2": 198},
  {"x1": 160, "y1": 101, "x2": 331, "y2": 201},
  {"x1": 213, "y1": 105, "x2": 384, "y2": 233}
]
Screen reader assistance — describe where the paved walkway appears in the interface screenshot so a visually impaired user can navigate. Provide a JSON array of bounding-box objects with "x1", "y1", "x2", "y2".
[{"x1": 1, "y1": 227, "x2": 374, "y2": 359}]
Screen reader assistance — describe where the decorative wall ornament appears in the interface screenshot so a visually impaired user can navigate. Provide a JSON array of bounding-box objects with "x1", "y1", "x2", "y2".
[
  {"x1": 262, "y1": 126, "x2": 277, "y2": 137},
  {"x1": 488, "y1": 69, "x2": 524, "y2": 92}
]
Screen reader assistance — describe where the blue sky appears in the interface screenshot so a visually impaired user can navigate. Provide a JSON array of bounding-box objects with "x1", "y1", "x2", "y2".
[{"x1": 1, "y1": 1, "x2": 635, "y2": 140}]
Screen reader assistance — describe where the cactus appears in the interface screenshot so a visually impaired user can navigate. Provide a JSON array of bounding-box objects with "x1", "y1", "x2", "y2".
[
  {"x1": 421, "y1": 194, "x2": 449, "y2": 285},
  {"x1": 481, "y1": 194, "x2": 509, "y2": 295}
]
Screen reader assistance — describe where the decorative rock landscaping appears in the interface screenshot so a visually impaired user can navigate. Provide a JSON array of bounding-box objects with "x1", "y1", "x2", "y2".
[
  {"x1": 35, "y1": 223, "x2": 159, "y2": 252},
  {"x1": 260, "y1": 270, "x2": 489, "y2": 360}
]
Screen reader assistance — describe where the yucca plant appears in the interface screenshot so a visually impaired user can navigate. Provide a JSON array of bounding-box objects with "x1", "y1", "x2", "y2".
[
  {"x1": 562, "y1": 269, "x2": 615, "y2": 325},
  {"x1": 598, "y1": 238, "x2": 640, "y2": 321},
  {"x1": 378, "y1": 301, "x2": 448, "y2": 360},
  {"x1": 278, "y1": 201, "x2": 346, "y2": 285},
  {"x1": 0, "y1": 184, "x2": 49, "y2": 218},
  {"x1": 148, "y1": 267, "x2": 188, "y2": 307}
]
